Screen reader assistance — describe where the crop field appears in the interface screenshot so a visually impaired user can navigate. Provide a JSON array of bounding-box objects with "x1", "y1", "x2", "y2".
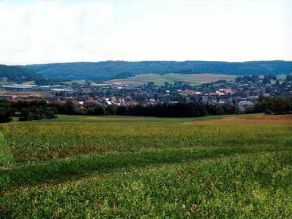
[
  {"x1": 108, "y1": 73, "x2": 236, "y2": 86},
  {"x1": 1, "y1": 114, "x2": 292, "y2": 218}
]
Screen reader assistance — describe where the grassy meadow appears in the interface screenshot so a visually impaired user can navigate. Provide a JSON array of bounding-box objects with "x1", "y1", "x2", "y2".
[
  {"x1": 1, "y1": 114, "x2": 292, "y2": 218},
  {"x1": 108, "y1": 73, "x2": 236, "y2": 86}
]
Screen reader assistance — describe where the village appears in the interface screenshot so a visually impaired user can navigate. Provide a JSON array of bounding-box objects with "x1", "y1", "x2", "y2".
[{"x1": 1, "y1": 74, "x2": 291, "y2": 113}]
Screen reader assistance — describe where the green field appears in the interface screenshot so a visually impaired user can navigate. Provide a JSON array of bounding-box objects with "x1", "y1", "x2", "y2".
[
  {"x1": 109, "y1": 73, "x2": 236, "y2": 86},
  {"x1": 1, "y1": 114, "x2": 292, "y2": 218}
]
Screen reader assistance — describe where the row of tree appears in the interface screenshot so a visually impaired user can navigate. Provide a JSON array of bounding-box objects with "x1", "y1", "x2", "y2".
[
  {"x1": 0, "y1": 100, "x2": 57, "y2": 123},
  {"x1": 48, "y1": 101, "x2": 239, "y2": 117},
  {"x1": 252, "y1": 96, "x2": 292, "y2": 114},
  {"x1": 0, "y1": 96, "x2": 291, "y2": 123},
  {"x1": 115, "y1": 103, "x2": 239, "y2": 117},
  {"x1": 52, "y1": 96, "x2": 292, "y2": 117}
]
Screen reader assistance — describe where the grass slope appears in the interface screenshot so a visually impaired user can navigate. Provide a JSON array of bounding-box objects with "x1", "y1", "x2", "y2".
[
  {"x1": 1, "y1": 114, "x2": 292, "y2": 218},
  {"x1": 108, "y1": 73, "x2": 236, "y2": 86}
]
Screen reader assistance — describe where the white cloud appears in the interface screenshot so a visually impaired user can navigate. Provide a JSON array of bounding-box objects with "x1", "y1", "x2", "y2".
[
  {"x1": 0, "y1": 0, "x2": 291, "y2": 64},
  {"x1": 0, "y1": 0, "x2": 115, "y2": 64}
]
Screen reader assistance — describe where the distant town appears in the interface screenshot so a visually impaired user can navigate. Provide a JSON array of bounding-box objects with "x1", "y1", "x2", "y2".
[{"x1": 1, "y1": 73, "x2": 291, "y2": 113}]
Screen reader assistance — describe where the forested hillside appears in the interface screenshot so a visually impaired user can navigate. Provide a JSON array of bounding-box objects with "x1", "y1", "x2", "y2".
[
  {"x1": 0, "y1": 65, "x2": 43, "y2": 83},
  {"x1": 26, "y1": 61, "x2": 292, "y2": 80}
]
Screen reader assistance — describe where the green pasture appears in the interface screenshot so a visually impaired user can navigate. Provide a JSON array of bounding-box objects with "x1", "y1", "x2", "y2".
[
  {"x1": 1, "y1": 114, "x2": 292, "y2": 218},
  {"x1": 109, "y1": 73, "x2": 236, "y2": 86}
]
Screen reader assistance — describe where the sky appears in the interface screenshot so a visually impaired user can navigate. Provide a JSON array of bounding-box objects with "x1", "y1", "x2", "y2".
[{"x1": 0, "y1": 0, "x2": 291, "y2": 65}]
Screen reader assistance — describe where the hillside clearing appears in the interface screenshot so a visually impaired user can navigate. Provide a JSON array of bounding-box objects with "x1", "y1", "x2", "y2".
[{"x1": 108, "y1": 73, "x2": 236, "y2": 86}]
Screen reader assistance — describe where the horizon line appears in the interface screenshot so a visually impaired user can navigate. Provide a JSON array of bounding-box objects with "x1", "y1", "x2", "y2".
[{"x1": 1, "y1": 59, "x2": 291, "y2": 66}]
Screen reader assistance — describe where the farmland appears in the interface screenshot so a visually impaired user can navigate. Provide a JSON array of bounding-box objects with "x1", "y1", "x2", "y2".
[
  {"x1": 108, "y1": 73, "x2": 236, "y2": 86},
  {"x1": 1, "y1": 114, "x2": 292, "y2": 218}
]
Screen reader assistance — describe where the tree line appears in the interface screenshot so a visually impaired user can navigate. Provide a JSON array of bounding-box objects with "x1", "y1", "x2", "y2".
[
  {"x1": 0, "y1": 100, "x2": 57, "y2": 123},
  {"x1": 53, "y1": 96, "x2": 292, "y2": 117},
  {"x1": 0, "y1": 96, "x2": 291, "y2": 123},
  {"x1": 251, "y1": 96, "x2": 292, "y2": 114}
]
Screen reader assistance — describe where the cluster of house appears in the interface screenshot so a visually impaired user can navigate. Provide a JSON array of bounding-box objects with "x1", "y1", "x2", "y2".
[
  {"x1": 1, "y1": 74, "x2": 291, "y2": 113},
  {"x1": 178, "y1": 88, "x2": 256, "y2": 112},
  {"x1": 176, "y1": 75, "x2": 291, "y2": 111}
]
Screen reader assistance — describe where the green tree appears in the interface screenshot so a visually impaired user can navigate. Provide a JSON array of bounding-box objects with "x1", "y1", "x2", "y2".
[{"x1": 0, "y1": 100, "x2": 11, "y2": 123}]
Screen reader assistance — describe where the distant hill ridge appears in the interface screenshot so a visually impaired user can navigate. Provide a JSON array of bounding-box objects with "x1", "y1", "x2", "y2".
[
  {"x1": 25, "y1": 61, "x2": 292, "y2": 81},
  {"x1": 1, "y1": 61, "x2": 291, "y2": 82},
  {"x1": 0, "y1": 65, "x2": 43, "y2": 83}
]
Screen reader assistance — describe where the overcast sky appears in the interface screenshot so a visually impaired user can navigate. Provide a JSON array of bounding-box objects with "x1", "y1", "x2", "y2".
[{"x1": 0, "y1": 0, "x2": 291, "y2": 64}]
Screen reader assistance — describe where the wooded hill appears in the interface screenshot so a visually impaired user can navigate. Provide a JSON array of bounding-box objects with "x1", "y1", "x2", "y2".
[
  {"x1": 26, "y1": 60, "x2": 292, "y2": 81},
  {"x1": 0, "y1": 65, "x2": 43, "y2": 83}
]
